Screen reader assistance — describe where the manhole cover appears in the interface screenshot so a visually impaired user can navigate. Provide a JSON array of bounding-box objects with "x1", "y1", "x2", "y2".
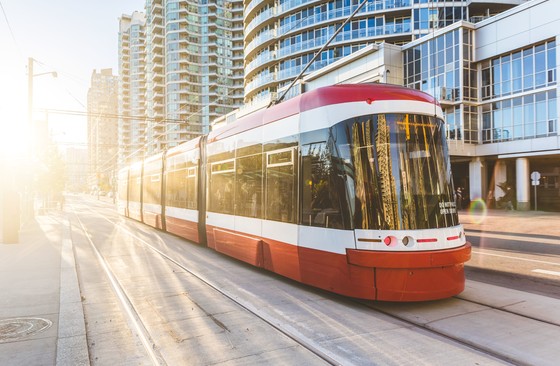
[{"x1": 0, "y1": 317, "x2": 52, "y2": 343}]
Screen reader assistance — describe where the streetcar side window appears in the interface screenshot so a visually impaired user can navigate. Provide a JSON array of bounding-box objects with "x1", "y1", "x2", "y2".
[
  {"x1": 186, "y1": 166, "x2": 197, "y2": 210},
  {"x1": 209, "y1": 159, "x2": 235, "y2": 214},
  {"x1": 301, "y1": 141, "x2": 344, "y2": 229},
  {"x1": 166, "y1": 155, "x2": 187, "y2": 209},
  {"x1": 265, "y1": 147, "x2": 297, "y2": 223},
  {"x1": 129, "y1": 167, "x2": 142, "y2": 203},
  {"x1": 118, "y1": 170, "x2": 128, "y2": 201},
  {"x1": 143, "y1": 159, "x2": 162, "y2": 205},
  {"x1": 166, "y1": 151, "x2": 199, "y2": 210},
  {"x1": 234, "y1": 129, "x2": 263, "y2": 219},
  {"x1": 263, "y1": 134, "x2": 298, "y2": 224},
  {"x1": 235, "y1": 153, "x2": 263, "y2": 218},
  {"x1": 207, "y1": 136, "x2": 236, "y2": 215}
]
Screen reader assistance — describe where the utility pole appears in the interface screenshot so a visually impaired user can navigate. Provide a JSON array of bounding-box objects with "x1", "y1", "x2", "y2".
[{"x1": 28, "y1": 57, "x2": 34, "y2": 135}]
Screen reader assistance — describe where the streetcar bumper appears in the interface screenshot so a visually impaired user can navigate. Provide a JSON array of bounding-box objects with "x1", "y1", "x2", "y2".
[{"x1": 346, "y1": 243, "x2": 472, "y2": 302}]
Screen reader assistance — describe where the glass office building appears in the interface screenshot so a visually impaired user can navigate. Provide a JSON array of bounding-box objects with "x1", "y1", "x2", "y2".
[
  {"x1": 243, "y1": 0, "x2": 519, "y2": 104},
  {"x1": 243, "y1": 0, "x2": 558, "y2": 210},
  {"x1": 401, "y1": 0, "x2": 559, "y2": 211}
]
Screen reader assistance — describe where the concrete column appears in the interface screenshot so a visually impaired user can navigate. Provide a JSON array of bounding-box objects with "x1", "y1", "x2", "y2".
[
  {"x1": 468, "y1": 157, "x2": 485, "y2": 201},
  {"x1": 516, "y1": 157, "x2": 530, "y2": 211},
  {"x1": 494, "y1": 160, "x2": 508, "y2": 200}
]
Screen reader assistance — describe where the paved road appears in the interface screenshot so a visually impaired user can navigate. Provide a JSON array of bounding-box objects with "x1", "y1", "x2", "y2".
[
  {"x1": 460, "y1": 209, "x2": 560, "y2": 299},
  {"x1": 71, "y1": 195, "x2": 560, "y2": 365}
]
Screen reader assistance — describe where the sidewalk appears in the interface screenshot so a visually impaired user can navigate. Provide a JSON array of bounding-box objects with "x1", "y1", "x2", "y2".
[
  {"x1": 0, "y1": 212, "x2": 88, "y2": 366},
  {"x1": 459, "y1": 208, "x2": 560, "y2": 237}
]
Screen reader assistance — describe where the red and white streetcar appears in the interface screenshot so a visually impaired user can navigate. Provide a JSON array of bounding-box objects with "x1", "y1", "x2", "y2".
[{"x1": 118, "y1": 84, "x2": 471, "y2": 301}]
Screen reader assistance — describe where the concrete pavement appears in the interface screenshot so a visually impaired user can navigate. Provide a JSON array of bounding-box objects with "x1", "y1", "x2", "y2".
[
  {"x1": 0, "y1": 211, "x2": 88, "y2": 366},
  {"x1": 0, "y1": 205, "x2": 558, "y2": 365},
  {"x1": 460, "y1": 207, "x2": 560, "y2": 237}
]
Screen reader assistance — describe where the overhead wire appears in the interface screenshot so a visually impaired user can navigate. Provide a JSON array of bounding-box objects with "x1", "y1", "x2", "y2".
[
  {"x1": 0, "y1": 1, "x2": 22, "y2": 59},
  {"x1": 63, "y1": 1, "x2": 374, "y2": 182}
]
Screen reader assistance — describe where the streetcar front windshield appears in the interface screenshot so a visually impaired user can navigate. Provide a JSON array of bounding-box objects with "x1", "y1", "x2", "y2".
[{"x1": 333, "y1": 113, "x2": 458, "y2": 230}]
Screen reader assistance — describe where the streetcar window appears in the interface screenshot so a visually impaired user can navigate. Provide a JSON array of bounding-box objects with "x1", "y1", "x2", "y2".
[
  {"x1": 211, "y1": 160, "x2": 235, "y2": 173},
  {"x1": 265, "y1": 147, "x2": 297, "y2": 223},
  {"x1": 235, "y1": 154, "x2": 263, "y2": 218},
  {"x1": 209, "y1": 159, "x2": 235, "y2": 214},
  {"x1": 143, "y1": 161, "x2": 162, "y2": 205},
  {"x1": 185, "y1": 167, "x2": 197, "y2": 209},
  {"x1": 166, "y1": 152, "x2": 198, "y2": 210},
  {"x1": 129, "y1": 168, "x2": 142, "y2": 203},
  {"x1": 301, "y1": 141, "x2": 344, "y2": 229},
  {"x1": 267, "y1": 148, "x2": 293, "y2": 167},
  {"x1": 118, "y1": 171, "x2": 128, "y2": 201},
  {"x1": 166, "y1": 155, "x2": 187, "y2": 209},
  {"x1": 332, "y1": 113, "x2": 458, "y2": 230}
]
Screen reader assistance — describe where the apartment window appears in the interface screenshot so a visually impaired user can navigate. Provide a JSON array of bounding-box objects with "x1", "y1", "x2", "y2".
[
  {"x1": 482, "y1": 90, "x2": 557, "y2": 143},
  {"x1": 482, "y1": 40, "x2": 557, "y2": 101}
]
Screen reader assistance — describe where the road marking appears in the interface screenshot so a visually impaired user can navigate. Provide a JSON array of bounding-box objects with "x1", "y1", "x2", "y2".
[
  {"x1": 532, "y1": 269, "x2": 560, "y2": 277},
  {"x1": 472, "y1": 250, "x2": 560, "y2": 267},
  {"x1": 465, "y1": 231, "x2": 560, "y2": 245}
]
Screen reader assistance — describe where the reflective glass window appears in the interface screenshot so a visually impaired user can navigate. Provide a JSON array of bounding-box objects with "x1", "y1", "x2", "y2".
[{"x1": 331, "y1": 114, "x2": 458, "y2": 230}]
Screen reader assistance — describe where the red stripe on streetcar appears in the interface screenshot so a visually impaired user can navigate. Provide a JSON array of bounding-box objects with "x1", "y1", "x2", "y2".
[
  {"x1": 447, "y1": 236, "x2": 460, "y2": 241},
  {"x1": 357, "y1": 238, "x2": 382, "y2": 243},
  {"x1": 417, "y1": 238, "x2": 438, "y2": 243}
]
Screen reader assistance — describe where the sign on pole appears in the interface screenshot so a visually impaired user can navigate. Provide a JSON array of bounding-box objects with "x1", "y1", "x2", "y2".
[{"x1": 531, "y1": 171, "x2": 540, "y2": 210}]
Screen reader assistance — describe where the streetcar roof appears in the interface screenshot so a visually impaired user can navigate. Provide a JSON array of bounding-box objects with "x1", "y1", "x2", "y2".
[
  {"x1": 207, "y1": 84, "x2": 438, "y2": 143},
  {"x1": 166, "y1": 136, "x2": 202, "y2": 157}
]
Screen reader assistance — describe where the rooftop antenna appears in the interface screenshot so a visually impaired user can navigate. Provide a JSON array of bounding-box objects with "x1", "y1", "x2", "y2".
[{"x1": 268, "y1": 0, "x2": 369, "y2": 108}]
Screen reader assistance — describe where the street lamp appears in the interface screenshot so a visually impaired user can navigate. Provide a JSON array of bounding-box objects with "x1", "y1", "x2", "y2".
[
  {"x1": 25, "y1": 57, "x2": 57, "y2": 220},
  {"x1": 27, "y1": 57, "x2": 57, "y2": 135}
]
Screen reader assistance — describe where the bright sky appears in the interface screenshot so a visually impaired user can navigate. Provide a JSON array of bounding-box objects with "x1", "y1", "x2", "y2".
[{"x1": 0, "y1": 0, "x2": 144, "y2": 158}]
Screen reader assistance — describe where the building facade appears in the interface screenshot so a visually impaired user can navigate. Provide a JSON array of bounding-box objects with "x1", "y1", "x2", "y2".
[
  {"x1": 267, "y1": 0, "x2": 558, "y2": 211},
  {"x1": 161, "y1": 0, "x2": 245, "y2": 147},
  {"x1": 456, "y1": 0, "x2": 559, "y2": 211},
  {"x1": 118, "y1": 11, "x2": 147, "y2": 166},
  {"x1": 87, "y1": 68, "x2": 119, "y2": 191},
  {"x1": 118, "y1": 1, "x2": 245, "y2": 162},
  {"x1": 243, "y1": 0, "x2": 523, "y2": 105},
  {"x1": 64, "y1": 147, "x2": 89, "y2": 193},
  {"x1": 144, "y1": 0, "x2": 166, "y2": 156}
]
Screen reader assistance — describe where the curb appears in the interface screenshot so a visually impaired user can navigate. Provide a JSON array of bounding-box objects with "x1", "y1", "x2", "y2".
[{"x1": 56, "y1": 215, "x2": 90, "y2": 366}]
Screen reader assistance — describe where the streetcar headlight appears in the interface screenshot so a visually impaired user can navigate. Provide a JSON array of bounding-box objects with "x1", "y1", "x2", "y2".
[
  {"x1": 383, "y1": 236, "x2": 397, "y2": 247},
  {"x1": 402, "y1": 236, "x2": 414, "y2": 247}
]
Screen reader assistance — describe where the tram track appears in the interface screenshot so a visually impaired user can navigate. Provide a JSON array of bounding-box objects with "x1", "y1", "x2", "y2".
[
  {"x1": 454, "y1": 294, "x2": 560, "y2": 327},
  {"x1": 72, "y1": 207, "x2": 167, "y2": 366},
  {"x1": 358, "y1": 299, "x2": 521, "y2": 366},
  {"x1": 71, "y1": 202, "x2": 341, "y2": 366},
  {"x1": 74, "y1": 198, "x2": 559, "y2": 365}
]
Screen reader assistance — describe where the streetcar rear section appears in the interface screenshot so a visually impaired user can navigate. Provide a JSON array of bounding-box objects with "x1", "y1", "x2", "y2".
[
  {"x1": 141, "y1": 153, "x2": 164, "y2": 230},
  {"x1": 164, "y1": 137, "x2": 203, "y2": 243}
]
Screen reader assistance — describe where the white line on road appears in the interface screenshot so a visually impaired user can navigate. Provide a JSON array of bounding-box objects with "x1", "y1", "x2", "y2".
[
  {"x1": 465, "y1": 231, "x2": 560, "y2": 245},
  {"x1": 472, "y1": 249, "x2": 560, "y2": 267},
  {"x1": 532, "y1": 269, "x2": 560, "y2": 277}
]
